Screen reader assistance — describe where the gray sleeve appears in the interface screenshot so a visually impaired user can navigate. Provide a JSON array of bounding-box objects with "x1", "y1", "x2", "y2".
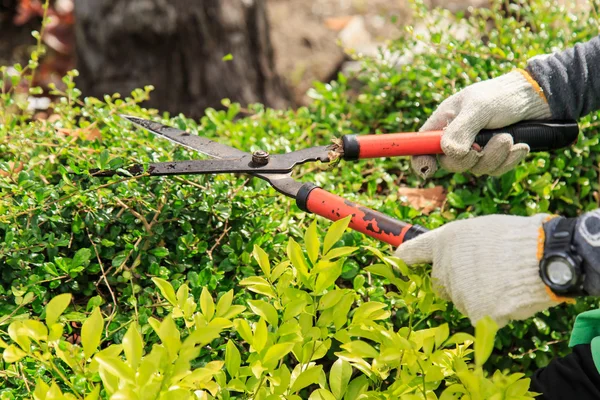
[{"x1": 526, "y1": 36, "x2": 600, "y2": 120}]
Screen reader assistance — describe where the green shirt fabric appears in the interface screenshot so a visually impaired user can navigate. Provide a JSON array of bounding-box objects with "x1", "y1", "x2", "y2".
[{"x1": 569, "y1": 308, "x2": 600, "y2": 372}]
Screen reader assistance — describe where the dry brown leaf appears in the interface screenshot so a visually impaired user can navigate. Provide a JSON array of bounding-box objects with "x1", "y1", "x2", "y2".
[
  {"x1": 324, "y1": 15, "x2": 354, "y2": 31},
  {"x1": 57, "y1": 127, "x2": 102, "y2": 141},
  {"x1": 0, "y1": 162, "x2": 24, "y2": 178},
  {"x1": 397, "y1": 186, "x2": 446, "y2": 215}
]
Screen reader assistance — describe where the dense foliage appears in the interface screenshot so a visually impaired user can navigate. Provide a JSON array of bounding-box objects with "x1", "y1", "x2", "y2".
[{"x1": 1, "y1": 0, "x2": 600, "y2": 398}]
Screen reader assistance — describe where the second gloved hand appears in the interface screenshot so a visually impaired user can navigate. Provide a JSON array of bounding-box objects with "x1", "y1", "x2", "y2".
[
  {"x1": 395, "y1": 214, "x2": 563, "y2": 328},
  {"x1": 413, "y1": 69, "x2": 552, "y2": 178}
]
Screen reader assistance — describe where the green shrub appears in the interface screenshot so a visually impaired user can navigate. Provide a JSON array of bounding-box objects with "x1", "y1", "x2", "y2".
[
  {"x1": 2, "y1": 218, "x2": 537, "y2": 399},
  {"x1": 1, "y1": 0, "x2": 600, "y2": 398}
]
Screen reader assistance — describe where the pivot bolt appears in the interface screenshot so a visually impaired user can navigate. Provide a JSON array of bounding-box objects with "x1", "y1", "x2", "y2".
[{"x1": 252, "y1": 150, "x2": 270, "y2": 165}]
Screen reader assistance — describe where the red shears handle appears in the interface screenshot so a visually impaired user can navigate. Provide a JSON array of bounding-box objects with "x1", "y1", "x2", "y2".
[{"x1": 341, "y1": 120, "x2": 579, "y2": 160}]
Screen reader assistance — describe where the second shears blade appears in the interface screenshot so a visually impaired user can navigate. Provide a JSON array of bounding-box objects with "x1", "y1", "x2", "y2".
[{"x1": 121, "y1": 115, "x2": 247, "y2": 159}]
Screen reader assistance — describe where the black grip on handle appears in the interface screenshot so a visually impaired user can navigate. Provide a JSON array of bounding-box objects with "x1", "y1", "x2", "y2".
[{"x1": 474, "y1": 120, "x2": 579, "y2": 151}]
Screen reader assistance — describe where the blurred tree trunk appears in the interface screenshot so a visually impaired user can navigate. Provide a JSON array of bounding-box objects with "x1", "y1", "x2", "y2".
[{"x1": 74, "y1": 0, "x2": 290, "y2": 118}]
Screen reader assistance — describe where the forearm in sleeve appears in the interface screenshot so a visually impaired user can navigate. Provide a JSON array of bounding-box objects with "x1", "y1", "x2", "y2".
[{"x1": 526, "y1": 35, "x2": 600, "y2": 120}]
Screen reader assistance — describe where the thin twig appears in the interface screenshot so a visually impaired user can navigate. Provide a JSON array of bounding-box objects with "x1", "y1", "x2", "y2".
[
  {"x1": 207, "y1": 221, "x2": 231, "y2": 261},
  {"x1": 86, "y1": 228, "x2": 118, "y2": 325}
]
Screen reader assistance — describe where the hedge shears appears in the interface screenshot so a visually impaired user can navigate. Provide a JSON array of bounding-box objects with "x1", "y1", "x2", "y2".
[{"x1": 93, "y1": 116, "x2": 579, "y2": 246}]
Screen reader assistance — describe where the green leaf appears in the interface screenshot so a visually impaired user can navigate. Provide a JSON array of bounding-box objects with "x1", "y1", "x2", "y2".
[
  {"x1": 152, "y1": 278, "x2": 177, "y2": 306},
  {"x1": 222, "y1": 53, "x2": 233, "y2": 61},
  {"x1": 330, "y1": 359, "x2": 352, "y2": 399},
  {"x1": 122, "y1": 323, "x2": 143, "y2": 369},
  {"x1": 200, "y1": 287, "x2": 215, "y2": 321},
  {"x1": 216, "y1": 289, "x2": 233, "y2": 318},
  {"x1": 343, "y1": 376, "x2": 369, "y2": 400},
  {"x1": 72, "y1": 248, "x2": 91, "y2": 268},
  {"x1": 291, "y1": 365, "x2": 323, "y2": 393},
  {"x1": 95, "y1": 354, "x2": 135, "y2": 384},
  {"x1": 84, "y1": 385, "x2": 101, "y2": 400},
  {"x1": 324, "y1": 215, "x2": 351, "y2": 254},
  {"x1": 288, "y1": 238, "x2": 310, "y2": 280},
  {"x1": 45, "y1": 293, "x2": 72, "y2": 327},
  {"x1": 225, "y1": 340, "x2": 241, "y2": 377},
  {"x1": 3, "y1": 344, "x2": 27, "y2": 363},
  {"x1": 318, "y1": 290, "x2": 348, "y2": 310},
  {"x1": 253, "y1": 318, "x2": 268, "y2": 352},
  {"x1": 253, "y1": 245, "x2": 271, "y2": 278},
  {"x1": 158, "y1": 315, "x2": 181, "y2": 361},
  {"x1": 322, "y1": 247, "x2": 357, "y2": 261},
  {"x1": 233, "y1": 319, "x2": 253, "y2": 345},
  {"x1": 263, "y1": 342, "x2": 294, "y2": 365},
  {"x1": 248, "y1": 300, "x2": 278, "y2": 326},
  {"x1": 314, "y1": 260, "x2": 343, "y2": 294},
  {"x1": 309, "y1": 389, "x2": 337, "y2": 400},
  {"x1": 475, "y1": 316, "x2": 498, "y2": 367},
  {"x1": 176, "y1": 284, "x2": 189, "y2": 310},
  {"x1": 340, "y1": 340, "x2": 379, "y2": 358},
  {"x1": 82, "y1": 307, "x2": 104, "y2": 359},
  {"x1": 305, "y1": 220, "x2": 320, "y2": 264}
]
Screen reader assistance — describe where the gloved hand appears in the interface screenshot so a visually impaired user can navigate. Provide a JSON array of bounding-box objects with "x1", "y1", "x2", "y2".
[
  {"x1": 395, "y1": 214, "x2": 565, "y2": 328},
  {"x1": 413, "y1": 69, "x2": 552, "y2": 179}
]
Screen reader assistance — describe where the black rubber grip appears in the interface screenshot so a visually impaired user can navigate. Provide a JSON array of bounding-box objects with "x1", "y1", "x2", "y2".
[
  {"x1": 341, "y1": 135, "x2": 360, "y2": 161},
  {"x1": 296, "y1": 182, "x2": 319, "y2": 212},
  {"x1": 474, "y1": 120, "x2": 579, "y2": 151},
  {"x1": 403, "y1": 224, "x2": 429, "y2": 241}
]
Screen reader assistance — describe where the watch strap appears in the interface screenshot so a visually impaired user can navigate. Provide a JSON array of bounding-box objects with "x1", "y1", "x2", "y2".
[{"x1": 546, "y1": 217, "x2": 578, "y2": 251}]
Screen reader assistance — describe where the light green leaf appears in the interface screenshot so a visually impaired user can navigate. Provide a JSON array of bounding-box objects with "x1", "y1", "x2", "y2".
[
  {"x1": 322, "y1": 247, "x2": 357, "y2": 261},
  {"x1": 122, "y1": 323, "x2": 143, "y2": 369},
  {"x1": 95, "y1": 354, "x2": 135, "y2": 384},
  {"x1": 152, "y1": 278, "x2": 177, "y2": 306},
  {"x1": 444, "y1": 332, "x2": 475, "y2": 347},
  {"x1": 305, "y1": 220, "x2": 320, "y2": 264},
  {"x1": 225, "y1": 340, "x2": 241, "y2": 377},
  {"x1": 475, "y1": 315, "x2": 498, "y2": 367},
  {"x1": 291, "y1": 365, "x2": 323, "y2": 393},
  {"x1": 200, "y1": 287, "x2": 215, "y2": 321},
  {"x1": 263, "y1": 342, "x2": 294, "y2": 365},
  {"x1": 158, "y1": 315, "x2": 181, "y2": 361},
  {"x1": 253, "y1": 318, "x2": 268, "y2": 352},
  {"x1": 343, "y1": 376, "x2": 369, "y2": 400},
  {"x1": 84, "y1": 385, "x2": 101, "y2": 400},
  {"x1": 314, "y1": 260, "x2": 343, "y2": 294},
  {"x1": 340, "y1": 340, "x2": 379, "y2": 358},
  {"x1": 233, "y1": 319, "x2": 253, "y2": 345},
  {"x1": 318, "y1": 290, "x2": 348, "y2": 310},
  {"x1": 82, "y1": 307, "x2": 104, "y2": 359},
  {"x1": 364, "y1": 263, "x2": 396, "y2": 281},
  {"x1": 272, "y1": 261, "x2": 291, "y2": 282},
  {"x1": 248, "y1": 300, "x2": 278, "y2": 326},
  {"x1": 22, "y1": 320, "x2": 48, "y2": 342},
  {"x1": 324, "y1": 215, "x2": 351, "y2": 254},
  {"x1": 215, "y1": 290, "x2": 233, "y2": 318},
  {"x1": 330, "y1": 359, "x2": 352, "y2": 399},
  {"x1": 239, "y1": 277, "x2": 276, "y2": 298},
  {"x1": 288, "y1": 238, "x2": 310, "y2": 279},
  {"x1": 3, "y1": 344, "x2": 26, "y2": 363},
  {"x1": 34, "y1": 378, "x2": 50, "y2": 400},
  {"x1": 176, "y1": 284, "x2": 189, "y2": 310},
  {"x1": 45, "y1": 293, "x2": 72, "y2": 326},
  {"x1": 253, "y1": 245, "x2": 271, "y2": 278},
  {"x1": 435, "y1": 323, "x2": 450, "y2": 348},
  {"x1": 221, "y1": 305, "x2": 246, "y2": 320},
  {"x1": 309, "y1": 389, "x2": 337, "y2": 400}
]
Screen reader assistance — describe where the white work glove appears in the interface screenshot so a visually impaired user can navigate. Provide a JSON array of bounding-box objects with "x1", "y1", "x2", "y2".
[
  {"x1": 395, "y1": 214, "x2": 566, "y2": 328},
  {"x1": 413, "y1": 69, "x2": 552, "y2": 178}
]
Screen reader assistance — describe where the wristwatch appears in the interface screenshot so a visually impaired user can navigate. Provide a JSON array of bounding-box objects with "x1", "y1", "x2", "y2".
[{"x1": 539, "y1": 217, "x2": 586, "y2": 296}]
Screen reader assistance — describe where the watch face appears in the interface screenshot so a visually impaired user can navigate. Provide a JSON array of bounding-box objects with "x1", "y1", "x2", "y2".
[{"x1": 545, "y1": 256, "x2": 575, "y2": 286}]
